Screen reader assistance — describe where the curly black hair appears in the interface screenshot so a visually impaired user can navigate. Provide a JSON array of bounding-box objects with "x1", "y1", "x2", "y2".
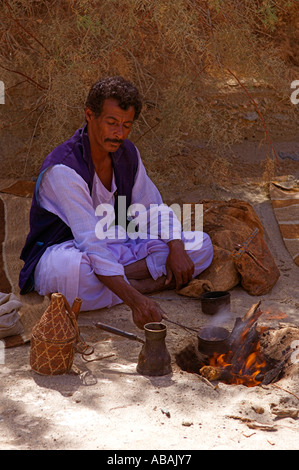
[{"x1": 85, "y1": 76, "x2": 142, "y2": 120}]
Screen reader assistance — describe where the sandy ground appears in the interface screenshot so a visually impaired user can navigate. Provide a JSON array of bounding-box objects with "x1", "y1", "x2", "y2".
[{"x1": 0, "y1": 140, "x2": 299, "y2": 451}]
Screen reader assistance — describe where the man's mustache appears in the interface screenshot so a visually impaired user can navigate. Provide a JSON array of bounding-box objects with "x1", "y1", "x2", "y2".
[{"x1": 105, "y1": 138, "x2": 124, "y2": 145}]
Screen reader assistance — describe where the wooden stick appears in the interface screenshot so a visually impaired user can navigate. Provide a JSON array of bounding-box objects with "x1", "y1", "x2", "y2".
[
  {"x1": 242, "y1": 301, "x2": 262, "y2": 323},
  {"x1": 229, "y1": 301, "x2": 263, "y2": 350},
  {"x1": 199, "y1": 365, "x2": 226, "y2": 381},
  {"x1": 230, "y1": 324, "x2": 259, "y2": 369},
  {"x1": 262, "y1": 350, "x2": 292, "y2": 385},
  {"x1": 199, "y1": 365, "x2": 243, "y2": 383}
]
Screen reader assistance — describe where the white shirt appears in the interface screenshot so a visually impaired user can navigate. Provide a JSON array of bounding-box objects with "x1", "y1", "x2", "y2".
[{"x1": 37, "y1": 148, "x2": 182, "y2": 277}]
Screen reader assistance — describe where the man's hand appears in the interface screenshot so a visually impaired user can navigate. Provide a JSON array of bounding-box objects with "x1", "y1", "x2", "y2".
[
  {"x1": 96, "y1": 273, "x2": 165, "y2": 329},
  {"x1": 165, "y1": 239, "x2": 194, "y2": 290},
  {"x1": 131, "y1": 295, "x2": 165, "y2": 330}
]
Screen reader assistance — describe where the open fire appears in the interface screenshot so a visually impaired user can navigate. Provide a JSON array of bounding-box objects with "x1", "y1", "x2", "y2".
[
  {"x1": 200, "y1": 331, "x2": 268, "y2": 387},
  {"x1": 176, "y1": 301, "x2": 292, "y2": 387}
]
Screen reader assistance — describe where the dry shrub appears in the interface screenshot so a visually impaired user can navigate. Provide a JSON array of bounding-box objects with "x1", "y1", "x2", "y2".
[{"x1": 0, "y1": 0, "x2": 297, "y2": 188}]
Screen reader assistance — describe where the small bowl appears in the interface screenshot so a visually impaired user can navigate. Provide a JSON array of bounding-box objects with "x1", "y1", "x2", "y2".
[
  {"x1": 200, "y1": 290, "x2": 230, "y2": 315},
  {"x1": 197, "y1": 326, "x2": 230, "y2": 355}
]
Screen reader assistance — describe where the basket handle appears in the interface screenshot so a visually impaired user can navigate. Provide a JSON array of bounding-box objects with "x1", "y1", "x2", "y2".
[{"x1": 60, "y1": 294, "x2": 95, "y2": 360}]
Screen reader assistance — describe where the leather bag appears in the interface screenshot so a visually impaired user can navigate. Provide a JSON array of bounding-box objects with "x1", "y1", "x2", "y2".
[{"x1": 233, "y1": 228, "x2": 280, "y2": 296}]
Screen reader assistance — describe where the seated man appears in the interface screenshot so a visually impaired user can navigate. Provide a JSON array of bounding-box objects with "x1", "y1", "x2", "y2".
[{"x1": 19, "y1": 76, "x2": 213, "y2": 329}]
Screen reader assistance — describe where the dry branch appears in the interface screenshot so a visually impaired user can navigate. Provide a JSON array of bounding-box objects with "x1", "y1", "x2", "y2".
[
  {"x1": 0, "y1": 0, "x2": 296, "y2": 178},
  {"x1": 0, "y1": 64, "x2": 47, "y2": 91}
]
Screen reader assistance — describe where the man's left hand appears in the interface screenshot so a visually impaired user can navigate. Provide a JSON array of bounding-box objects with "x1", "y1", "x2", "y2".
[{"x1": 165, "y1": 239, "x2": 194, "y2": 290}]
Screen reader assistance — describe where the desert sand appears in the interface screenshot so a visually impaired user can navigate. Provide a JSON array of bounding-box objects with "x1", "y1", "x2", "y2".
[{"x1": 0, "y1": 149, "x2": 298, "y2": 451}]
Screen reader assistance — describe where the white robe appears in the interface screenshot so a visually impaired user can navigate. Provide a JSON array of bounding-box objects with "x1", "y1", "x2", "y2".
[{"x1": 34, "y1": 149, "x2": 213, "y2": 310}]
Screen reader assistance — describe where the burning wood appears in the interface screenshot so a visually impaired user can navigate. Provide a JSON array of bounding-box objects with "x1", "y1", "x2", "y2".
[
  {"x1": 199, "y1": 365, "x2": 245, "y2": 383},
  {"x1": 176, "y1": 301, "x2": 297, "y2": 388},
  {"x1": 199, "y1": 301, "x2": 272, "y2": 387}
]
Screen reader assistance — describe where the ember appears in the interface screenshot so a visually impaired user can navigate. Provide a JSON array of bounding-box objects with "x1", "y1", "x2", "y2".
[
  {"x1": 199, "y1": 302, "x2": 269, "y2": 386},
  {"x1": 200, "y1": 339, "x2": 268, "y2": 387},
  {"x1": 176, "y1": 301, "x2": 292, "y2": 388}
]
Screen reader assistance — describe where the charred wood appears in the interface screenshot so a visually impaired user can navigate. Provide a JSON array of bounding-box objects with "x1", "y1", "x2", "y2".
[
  {"x1": 199, "y1": 365, "x2": 252, "y2": 384},
  {"x1": 230, "y1": 324, "x2": 260, "y2": 372},
  {"x1": 262, "y1": 349, "x2": 292, "y2": 385},
  {"x1": 228, "y1": 301, "x2": 263, "y2": 351}
]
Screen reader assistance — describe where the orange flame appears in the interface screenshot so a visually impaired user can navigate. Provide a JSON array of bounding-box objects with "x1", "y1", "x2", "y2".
[{"x1": 208, "y1": 341, "x2": 268, "y2": 387}]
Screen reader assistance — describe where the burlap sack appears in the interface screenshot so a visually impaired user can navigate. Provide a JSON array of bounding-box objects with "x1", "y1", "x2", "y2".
[
  {"x1": 177, "y1": 279, "x2": 213, "y2": 298},
  {"x1": 197, "y1": 245, "x2": 240, "y2": 292},
  {"x1": 201, "y1": 199, "x2": 264, "y2": 235},
  {"x1": 178, "y1": 199, "x2": 274, "y2": 298},
  {"x1": 233, "y1": 228, "x2": 280, "y2": 295}
]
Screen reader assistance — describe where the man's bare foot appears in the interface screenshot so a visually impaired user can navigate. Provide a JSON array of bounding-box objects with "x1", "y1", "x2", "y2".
[{"x1": 129, "y1": 276, "x2": 176, "y2": 295}]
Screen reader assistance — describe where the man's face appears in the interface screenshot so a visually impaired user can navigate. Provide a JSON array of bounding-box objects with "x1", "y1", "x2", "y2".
[{"x1": 85, "y1": 98, "x2": 135, "y2": 156}]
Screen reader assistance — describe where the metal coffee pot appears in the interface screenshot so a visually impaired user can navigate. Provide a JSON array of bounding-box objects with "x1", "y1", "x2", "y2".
[{"x1": 95, "y1": 321, "x2": 172, "y2": 376}]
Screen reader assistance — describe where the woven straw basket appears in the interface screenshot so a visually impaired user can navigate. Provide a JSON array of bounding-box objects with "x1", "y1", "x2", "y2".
[{"x1": 30, "y1": 293, "x2": 82, "y2": 375}]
